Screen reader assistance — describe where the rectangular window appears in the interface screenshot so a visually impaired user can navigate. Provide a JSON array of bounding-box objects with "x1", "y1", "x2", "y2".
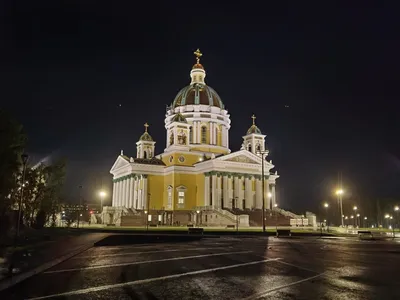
[
  {"x1": 167, "y1": 190, "x2": 172, "y2": 209},
  {"x1": 178, "y1": 191, "x2": 185, "y2": 204}
]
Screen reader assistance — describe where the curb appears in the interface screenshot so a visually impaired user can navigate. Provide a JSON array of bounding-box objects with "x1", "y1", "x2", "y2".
[{"x1": 0, "y1": 243, "x2": 94, "y2": 292}]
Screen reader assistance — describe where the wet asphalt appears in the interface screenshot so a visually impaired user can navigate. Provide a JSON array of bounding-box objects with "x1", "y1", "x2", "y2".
[{"x1": 1, "y1": 236, "x2": 400, "y2": 299}]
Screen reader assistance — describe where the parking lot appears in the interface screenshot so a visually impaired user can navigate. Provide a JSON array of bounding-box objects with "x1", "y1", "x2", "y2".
[{"x1": 2, "y1": 236, "x2": 400, "y2": 299}]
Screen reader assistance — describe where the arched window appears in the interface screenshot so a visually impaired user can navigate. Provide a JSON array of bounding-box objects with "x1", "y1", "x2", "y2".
[
  {"x1": 143, "y1": 151, "x2": 147, "y2": 159},
  {"x1": 201, "y1": 126, "x2": 207, "y2": 144},
  {"x1": 189, "y1": 127, "x2": 193, "y2": 143},
  {"x1": 169, "y1": 132, "x2": 174, "y2": 145},
  {"x1": 256, "y1": 143, "x2": 261, "y2": 152},
  {"x1": 247, "y1": 143, "x2": 252, "y2": 153}
]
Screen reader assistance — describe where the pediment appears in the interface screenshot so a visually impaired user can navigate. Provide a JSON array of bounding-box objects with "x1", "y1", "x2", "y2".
[
  {"x1": 110, "y1": 155, "x2": 130, "y2": 173},
  {"x1": 216, "y1": 150, "x2": 261, "y2": 165},
  {"x1": 224, "y1": 154, "x2": 259, "y2": 164}
]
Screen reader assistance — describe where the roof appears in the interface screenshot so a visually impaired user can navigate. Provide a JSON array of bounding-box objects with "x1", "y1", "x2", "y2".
[
  {"x1": 139, "y1": 132, "x2": 153, "y2": 141},
  {"x1": 192, "y1": 63, "x2": 204, "y2": 69},
  {"x1": 132, "y1": 157, "x2": 165, "y2": 166},
  {"x1": 171, "y1": 84, "x2": 224, "y2": 109},
  {"x1": 247, "y1": 124, "x2": 262, "y2": 135}
]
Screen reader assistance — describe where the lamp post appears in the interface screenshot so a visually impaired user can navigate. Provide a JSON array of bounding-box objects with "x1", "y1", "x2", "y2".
[
  {"x1": 147, "y1": 193, "x2": 151, "y2": 230},
  {"x1": 77, "y1": 185, "x2": 83, "y2": 228},
  {"x1": 356, "y1": 213, "x2": 360, "y2": 228},
  {"x1": 394, "y1": 206, "x2": 399, "y2": 234},
  {"x1": 99, "y1": 190, "x2": 106, "y2": 224},
  {"x1": 323, "y1": 202, "x2": 329, "y2": 232},
  {"x1": 258, "y1": 150, "x2": 268, "y2": 233},
  {"x1": 16, "y1": 153, "x2": 29, "y2": 239},
  {"x1": 196, "y1": 210, "x2": 200, "y2": 227},
  {"x1": 335, "y1": 189, "x2": 344, "y2": 226},
  {"x1": 364, "y1": 216, "x2": 368, "y2": 228},
  {"x1": 274, "y1": 203, "x2": 278, "y2": 235},
  {"x1": 234, "y1": 197, "x2": 239, "y2": 232},
  {"x1": 353, "y1": 206, "x2": 358, "y2": 227}
]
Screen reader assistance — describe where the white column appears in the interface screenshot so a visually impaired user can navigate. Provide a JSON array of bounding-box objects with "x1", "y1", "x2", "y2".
[
  {"x1": 225, "y1": 127, "x2": 229, "y2": 149},
  {"x1": 116, "y1": 181, "x2": 121, "y2": 207},
  {"x1": 121, "y1": 179, "x2": 127, "y2": 207},
  {"x1": 143, "y1": 176, "x2": 148, "y2": 209},
  {"x1": 112, "y1": 182, "x2": 116, "y2": 207},
  {"x1": 208, "y1": 122, "x2": 213, "y2": 144},
  {"x1": 255, "y1": 178, "x2": 262, "y2": 209},
  {"x1": 233, "y1": 176, "x2": 239, "y2": 208},
  {"x1": 271, "y1": 183, "x2": 276, "y2": 209},
  {"x1": 192, "y1": 122, "x2": 196, "y2": 144},
  {"x1": 216, "y1": 175, "x2": 222, "y2": 208},
  {"x1": 239, "y1": 176, "x2": 244, "y2": 209},
  {"x1": 197, "y1": 122, "x2": 201, "y2": 143},
  {"x1": 133, "y1": 177, "x2": 138, "y2": 209},
  {"x1": 223, "y1": 175, "x2": 228, "y2": 209},
  {"x1": 211, "y1": 174, "x2": 217, "y2": 207},
  {"x1": 204, "y1": 175, "x2": 210, "y2": 206},
  {"x1": 245, "y1": 177, "x2": 252, "y2": 209},
  {"x1": 128, "y1": 177, "x2": 134, "y2": 208}
]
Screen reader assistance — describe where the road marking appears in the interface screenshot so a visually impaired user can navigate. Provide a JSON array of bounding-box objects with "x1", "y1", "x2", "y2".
[
  {"x1": 74, "y1": 247, "x2": 228, "y2": 259},
  {"x1": 43, "y1": 250, "x2": 251, "y2": 274},
  {"x1": 243, "y1": 272, "x2": 327, "y2": 300},
  {"x1": 28, "y1": 258, "x2": 281, "y2": 300},
  {"x1": 273, "y1": 259, "x2": 321, "y2": 274}
]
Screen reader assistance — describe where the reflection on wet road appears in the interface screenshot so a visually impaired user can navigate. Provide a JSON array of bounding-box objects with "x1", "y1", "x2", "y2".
[{"x1": 1, "y1": 236, "x2": 400, "y2": 299}]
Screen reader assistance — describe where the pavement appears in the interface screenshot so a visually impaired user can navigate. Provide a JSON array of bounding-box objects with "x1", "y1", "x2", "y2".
[
  {"x1": 1, "y1": 235, "x2": 400, "y2": 299},
  {"x1": 0, "y1": 232, "x2": 107, "y2": 287}
]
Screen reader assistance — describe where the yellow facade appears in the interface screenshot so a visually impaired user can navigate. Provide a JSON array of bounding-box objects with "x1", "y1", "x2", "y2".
[{"x1": 147, "y1": 171, "x2": 205, "y2": 211}]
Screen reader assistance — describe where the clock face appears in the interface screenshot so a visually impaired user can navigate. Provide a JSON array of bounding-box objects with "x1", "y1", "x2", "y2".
[
  {"x1": 178, "y1": 156, "x2": 185, "y2": 163},
  {"x1": 169, "y1": 156, "x2": 173, "y2": 163}
]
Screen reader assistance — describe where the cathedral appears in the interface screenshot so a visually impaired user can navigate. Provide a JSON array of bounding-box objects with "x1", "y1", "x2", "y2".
[{"x1": 105, "y1": 50, "x2": 288, "y2": 227}]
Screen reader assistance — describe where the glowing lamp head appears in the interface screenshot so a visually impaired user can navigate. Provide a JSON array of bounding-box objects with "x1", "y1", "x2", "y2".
[
  {"x1": 336, "y1": 189, "x2": 343, "y2": 195},
  {"x1": 324, "y1": 203, "x2": 329, "y2": 208},
  {"x1": 395, "y1": 206, "x2": 399, "y2": 212},
  {"x1": 99, "y1": 191, "x2": 106, "y2": 198},
  {"x1": 353, "y1": 206, "x2": 357, "y2": 211},
  {"x1": 274, "y1": 203, "x2": 278, "y2": 208},
  {"x1": 267, "y1": 192, "x2": 272, "y2": 198}
]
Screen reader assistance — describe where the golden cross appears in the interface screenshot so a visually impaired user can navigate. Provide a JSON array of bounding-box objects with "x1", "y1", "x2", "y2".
[
  {"x1": 251, "y1": 114, "x2": 256, "y2": 125},
  {"x1": 194, "y1": 48, "x2": 202, "y2": 64},
  {"x1": 144, "y1": 122, "x2": 149, "y2": 132}
]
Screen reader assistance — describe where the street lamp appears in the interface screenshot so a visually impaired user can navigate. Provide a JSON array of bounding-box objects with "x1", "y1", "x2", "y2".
[
  {"x1": 258, "y1": 150, "x2": 269, "y2": 233},
  {"x1": 323, "y1": 202, "x2": 329, "y2": 231},
  {"x1": 99, "y1": 190, "x2": 106, "y2": 225},
  {"x1": 196, "y1": 210, "x2": 200, "y2": 227},
  {"x1": 234, "y1": 197, "x2": 239, "y2": 232},
  {"x1": 395, "y1": 206, "x2": 399, "y2": 233},
  {"x1": 335, "y1": 189, "x2": 344, "y2": 226},
  {"x1": 364, "y1": 216, "x2": 368, "y2": 228},
  {"x1": 16, "y1": 153, "x2": 29, "y2": 239},
  {"x1": 353, "y1": 206, "x2": 358, "y2": 227},
  {"x1": 274, "y1": 203, "x2": 278, "y2": 235}
]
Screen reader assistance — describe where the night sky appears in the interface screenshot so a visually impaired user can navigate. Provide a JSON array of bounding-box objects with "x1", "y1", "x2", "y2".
[{"x1": 1, "y1": 2, "x2": 399, "y2": 213}]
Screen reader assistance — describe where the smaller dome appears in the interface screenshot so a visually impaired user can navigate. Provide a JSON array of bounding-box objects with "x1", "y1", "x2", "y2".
[
  {"x1": 140, "y1": 132, "x2": 153, "y2": 141},
  {"x1": 247, "y1": 125, "x2": 262, "y2": 135},
  {"x1": 172, "y1": 113, "x2": 187, "y2": 123},
  {"x1": 192, "y1": 63, "x2": 204, "y2": 70}
]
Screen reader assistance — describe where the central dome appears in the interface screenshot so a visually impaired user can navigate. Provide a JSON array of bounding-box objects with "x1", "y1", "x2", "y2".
[{"x1": 171, "y1": 83, "x2": 224, "y2": 109}]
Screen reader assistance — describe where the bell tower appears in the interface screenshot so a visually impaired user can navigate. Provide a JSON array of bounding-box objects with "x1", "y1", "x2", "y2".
[
  {"x1": 242, "y1": 115, "x2": 267, "y2": 156},
  {"x1": 136, "y1": 123, "x2": 155, "y2": 159}
]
